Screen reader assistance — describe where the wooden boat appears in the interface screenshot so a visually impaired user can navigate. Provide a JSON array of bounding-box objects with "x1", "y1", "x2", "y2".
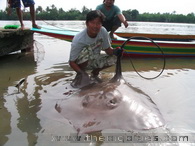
[
  {"x1": 0, "y1": 28, "x2": 34, "y2": 57},
  {"x1": 31, "y1": 26, "x2": 195, "y2": 57},
  {"x1": 115, "y1": 32, "x2": 195, "y2": 42}
]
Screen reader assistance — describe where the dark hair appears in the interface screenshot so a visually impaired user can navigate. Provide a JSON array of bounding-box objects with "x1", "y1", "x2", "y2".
[
  {"x1": 103, "y1": 0, "x2": 115, "y2": 3},
  {"x1": 86, "y1": 10, "x2": 105, "y2": 23}
]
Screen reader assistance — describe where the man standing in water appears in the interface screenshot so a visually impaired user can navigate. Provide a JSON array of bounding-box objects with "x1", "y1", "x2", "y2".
[
  {"x1": 69, "y1": 10, "x2": 122, "y2": 88},
  {"x1": 96, "y1": 0, "x2": 128, "y2": 39},
  {"x1": 7, "y1": 0, "x2": 40, "y2": 30}
]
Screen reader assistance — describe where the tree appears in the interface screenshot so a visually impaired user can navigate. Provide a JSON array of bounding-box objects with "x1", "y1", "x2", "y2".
[
  {"x1": 131, "y1": 9, "x2": 139, "y2": 20},
  {"x1": 0, "y1": 4, "x2": 195, "y2": 23},
  {"x1": 123, "y1": 9, "x2": 132, "y2": 21},
  {"x1": 80, "y1": 6, "x2": 92, "y2": 20},
  {"x1": 36, "y1": 6, "x2": 43, "y2": 14},
  {"x1": 65, "y1": 8, "x2": 81, "y2": 20}
]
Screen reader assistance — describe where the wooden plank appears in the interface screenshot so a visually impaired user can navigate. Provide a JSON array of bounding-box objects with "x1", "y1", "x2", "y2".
[{"x1": 0, "y1": 28, "x2": 34, "y2": 56}]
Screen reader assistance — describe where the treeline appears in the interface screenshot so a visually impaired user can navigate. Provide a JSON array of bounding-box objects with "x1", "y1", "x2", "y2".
[{"x1": 1, "y1": 4, "x2": 195, "y2": 23}]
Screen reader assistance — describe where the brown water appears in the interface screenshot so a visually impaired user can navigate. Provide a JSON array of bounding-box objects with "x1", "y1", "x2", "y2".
[{"x1": 1, "y1": 21, "x2": 195, "y2": 146}]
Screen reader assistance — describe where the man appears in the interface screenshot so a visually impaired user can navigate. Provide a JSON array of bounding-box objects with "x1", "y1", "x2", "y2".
[
  {"x1": 7, "y1": 0, "x2": 40, "y2": 30},
  {"x1": 69, "y1": 10, "x2": 122, "y2": 88},
  {"x1": 96, "y1": 0, "x2": 128, "y2": 39}
]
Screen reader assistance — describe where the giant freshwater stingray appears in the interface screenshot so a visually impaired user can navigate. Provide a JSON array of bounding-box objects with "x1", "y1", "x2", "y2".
[{"x1": 55, "y1": 52, "x2": 165, "y2": 134}]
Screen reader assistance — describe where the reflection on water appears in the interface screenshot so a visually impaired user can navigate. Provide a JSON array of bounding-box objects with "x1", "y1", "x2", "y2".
[
  {"x1": 16, "y1": 87, "x2": 42, "y2": 145},
  {"x1": 0, "y1": 97, "x2": 11, "y2": 145},
  {"x1": 0, "y1": 53, "x2": 36, "y2": 94},
  {"x1": 1, "y1": 21, "x2": 195, "y2": 145}
]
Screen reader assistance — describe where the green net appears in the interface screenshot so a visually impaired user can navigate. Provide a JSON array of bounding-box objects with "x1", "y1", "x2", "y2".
[{"x1": 4, "y1": 25, "x2": 20, "y2": 29}]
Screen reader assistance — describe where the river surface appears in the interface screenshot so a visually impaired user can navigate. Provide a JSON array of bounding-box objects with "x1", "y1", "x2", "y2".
[{"x1": 1, "y1": 21, "x2": 195, "y2": 146}]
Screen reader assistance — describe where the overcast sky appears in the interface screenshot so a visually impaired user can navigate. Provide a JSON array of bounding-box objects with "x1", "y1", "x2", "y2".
[{"x1": 0, "y1": 0, "x2": 195, "y2": 15}]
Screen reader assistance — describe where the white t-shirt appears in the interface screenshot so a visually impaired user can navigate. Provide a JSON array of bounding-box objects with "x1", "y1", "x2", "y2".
[{"x1": 69, "y1": 27, "x2": 111, "y2": 62}]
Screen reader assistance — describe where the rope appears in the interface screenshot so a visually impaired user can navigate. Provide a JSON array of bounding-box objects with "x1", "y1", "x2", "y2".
[
  {"x1": 120, "y1": 36, "x2": 166, "y2": 79},
  {"x1": 38, "y1": 20, "x2": 80, "y2": 32}
]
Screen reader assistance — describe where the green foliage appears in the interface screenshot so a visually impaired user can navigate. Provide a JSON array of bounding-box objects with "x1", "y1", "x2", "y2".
[
  {"x1": 0, "y1": 5, "x2": 195, "y2": 23},
  {"x1": 123, "y1": 9, "x2": 139, "y2": 21}
]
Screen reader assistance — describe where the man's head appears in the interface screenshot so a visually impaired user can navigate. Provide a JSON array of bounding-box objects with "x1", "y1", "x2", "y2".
[
  {"x1": 86, "y1": 10, "x2": 105, "y2": 24},
  {"x1": 86, "y1": 10, "x2": 105, "y2": 38},
  {"x1": 103, "y1": 0, "x2": 115, "y2": 6},
  {"x1": 103, "y1": 0, "x2": 115, "y2": 3}
]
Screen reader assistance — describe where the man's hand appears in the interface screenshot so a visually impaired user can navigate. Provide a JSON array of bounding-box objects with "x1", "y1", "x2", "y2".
[
  {"x1": 71, "y1": 70, "x2": 91, "y2": 88},
  {"x1": 123, "y1": 20, "x2": 128, "y2": 28},
  {"x1": 113, "y1": 47, "x2": 123, "y2": 57}
]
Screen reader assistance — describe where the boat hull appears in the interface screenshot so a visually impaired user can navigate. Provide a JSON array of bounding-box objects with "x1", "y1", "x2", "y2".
[
  {"x1": 32, "y1": 27, "x2": 195, "y2": 57},
  {"x1": 116, "y1": 32, "x2": 195, "y2": 42},
  {"x1": 112, "y1": 39, "x2": 195, "y2": 57}
]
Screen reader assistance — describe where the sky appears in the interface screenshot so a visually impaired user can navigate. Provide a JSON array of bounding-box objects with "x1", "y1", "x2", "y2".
[{"x1": 0, "y1": 0, "x2": 195, "y2": 15}]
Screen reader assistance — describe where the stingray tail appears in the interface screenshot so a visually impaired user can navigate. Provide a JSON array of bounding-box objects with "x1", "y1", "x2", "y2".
[{"x1": 110, "y1": 52, "x2": 123, "y2": 82}]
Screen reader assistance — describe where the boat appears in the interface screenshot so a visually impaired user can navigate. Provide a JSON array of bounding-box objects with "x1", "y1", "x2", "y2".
[
  {"x1": 115, "y1": 32, "x2": 195, "y2": 42},
  {"x1": 0, "y1": 27, "x2": 34, "y2": 57},
  {"x1": 31, "y1": 26, "x2": 195, "y2": 57}
]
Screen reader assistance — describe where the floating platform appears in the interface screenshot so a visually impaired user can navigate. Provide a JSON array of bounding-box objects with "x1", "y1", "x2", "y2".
[{"x1": 0, "y1": 28, "x2": 34, "y2": 57}]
